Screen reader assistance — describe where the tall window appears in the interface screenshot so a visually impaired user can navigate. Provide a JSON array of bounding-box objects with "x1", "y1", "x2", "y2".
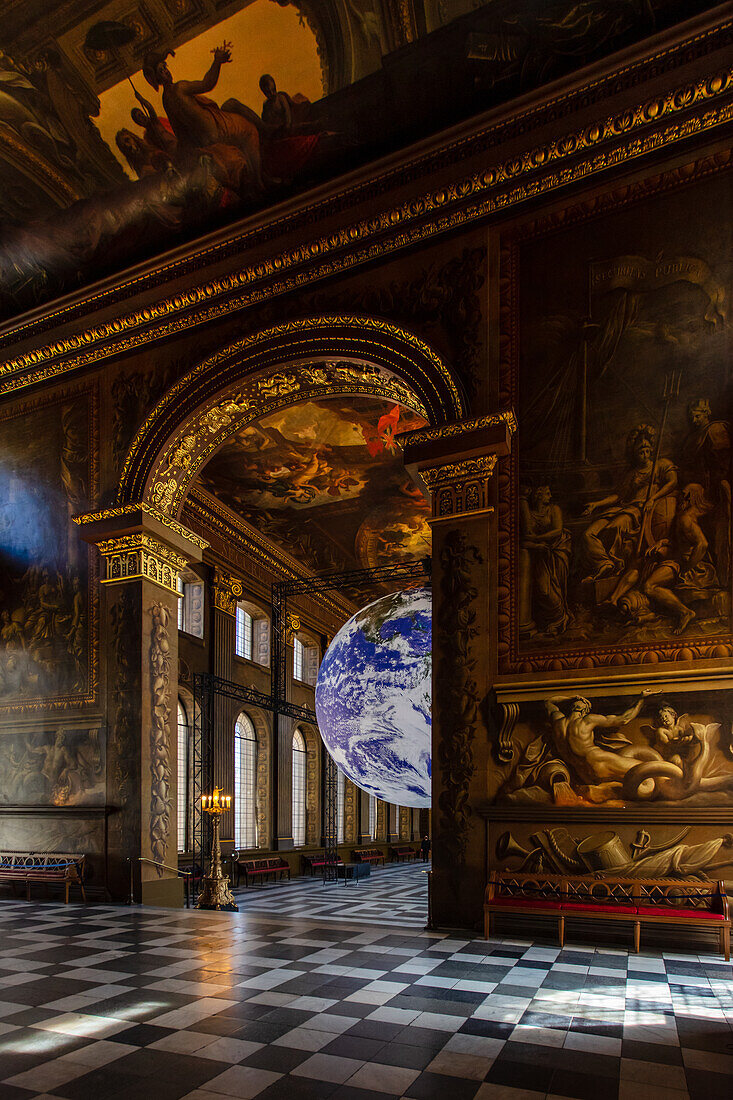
[
  {"x1": 336, "y1": 768, "x2": 345, "y2": 845},
  {"x1": 293, "y1": 637, "x2": 305, "y2": 682},
  {"x1": 235, "y1": 606, "x2": 253, "y2": 661},
  {"x1": 368, "y1": 794, "x2": 377, "y2": 841},
  {"x1": 234, "y1": 713, "x2": 258, "y2": 849},
  {"x1": 177, "y1": 575, "x2": 185, "y2": 631},
  {"x1": 177, "y1": 700, "x2": 189, "y2": 852},
  {"x1": 292, "y1": 728, "x2": 307, "y2": 847}
]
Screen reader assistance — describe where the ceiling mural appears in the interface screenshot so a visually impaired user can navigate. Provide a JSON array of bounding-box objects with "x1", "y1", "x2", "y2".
[
  {"x1": 0, "y1": 0, "x2": 718, "y2": 320},
  {"x1": 196, "y1": 396, "x2": 430, "y2": 574}
]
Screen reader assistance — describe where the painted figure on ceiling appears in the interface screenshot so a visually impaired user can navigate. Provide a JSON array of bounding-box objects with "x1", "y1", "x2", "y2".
[
  {"x1": 680, "y1": 397, "x2": 731, "y2": 586},
  {"x1": 142, "y1": 42, "x2": 266, "y2": 194}
]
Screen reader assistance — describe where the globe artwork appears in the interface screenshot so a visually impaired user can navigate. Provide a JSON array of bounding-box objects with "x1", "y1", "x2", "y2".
[{"x1": 315, "y1": 586, "x2": 431, "y2": 808}]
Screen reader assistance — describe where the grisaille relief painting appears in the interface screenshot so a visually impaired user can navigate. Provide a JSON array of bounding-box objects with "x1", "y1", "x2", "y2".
[
  {"x1": 0, "y1": 728, "x2": 105, "y2": 806},
  {"x1": 197, "y1": 396, "x2": 429, "y2": 573},
  {"x1": 508, "y1": 174, "x2": 732, "y2": 666},
  {"x1": 0, "y1": 0, "x2": 718, "y2": 318},
  {"x1": 0, "y1": 394, "x2": 95, "y2": 708},
  {"x1": 493, "y1": 690, "x2": 733, "y2": 809},
  {"x1": 494, "y1": 822, "x2": 733, "y2": 881}
]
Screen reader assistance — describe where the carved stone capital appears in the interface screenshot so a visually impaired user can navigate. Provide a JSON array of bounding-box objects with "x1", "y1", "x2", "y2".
[
  {"x1": 402, "y1": 412, "x2": 515, "y2": 521},
  {"x1": 211, "y1": 568, "x2": 244, "y2": 616},
  {"x1": 96, "y1": 533, "x2": 189, "y2": 594},
  {"x1": 75, "y1": 502, "x2": 206, "y2": 594}
]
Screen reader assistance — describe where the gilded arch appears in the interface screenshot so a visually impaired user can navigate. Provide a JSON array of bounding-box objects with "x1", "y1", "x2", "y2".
[{"x1": 117, "y1": 317, "x2": 466, "y2": 517}]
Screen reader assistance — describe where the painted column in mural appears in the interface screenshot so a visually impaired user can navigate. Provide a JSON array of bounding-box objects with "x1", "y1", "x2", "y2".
[
  {"x1": 403, "y1": 414, "x2": 516, "y2": 929},
  {"x1": 77, "y1": 511, "x2": 205, "y2": 903}
]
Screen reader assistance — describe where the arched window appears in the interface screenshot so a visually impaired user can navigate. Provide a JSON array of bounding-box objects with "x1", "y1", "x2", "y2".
[
  {"x1": 292, "y1": 728, "x2": 307, "y2": 847},
  {"x1": 293, "y1": 634, "x2": 320, "y2": 685},
  {"x1": 368, "y1": 794, "x2": 377, "y2": 841},
  {"x1": 336, "y1": 768, "x2": 345, "y2": 845},
  {"x1": 177, "y1": 700, "x2": 189, "y2": 852},
  {"x1": 234, "y1": 713, "x2": 258, "y2": 849}
]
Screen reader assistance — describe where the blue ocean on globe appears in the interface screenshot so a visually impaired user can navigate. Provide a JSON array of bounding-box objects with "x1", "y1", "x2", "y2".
[{"x1": 315, "y1": 586, "x2": 431, "y2": 808}]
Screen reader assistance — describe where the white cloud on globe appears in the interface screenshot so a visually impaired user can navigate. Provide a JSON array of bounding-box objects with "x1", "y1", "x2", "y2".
[{"x1": 315, "y1": 586, "x2": 431, "y2": 808}]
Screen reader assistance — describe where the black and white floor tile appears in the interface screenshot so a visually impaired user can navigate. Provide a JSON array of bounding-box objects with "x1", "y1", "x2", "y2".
[
  {"x1": 233, "y1": 862, "x2": 430, "y2": 928},
  {"x1": 0, "y1": 868, "x2": 731, "y2": 1100}
]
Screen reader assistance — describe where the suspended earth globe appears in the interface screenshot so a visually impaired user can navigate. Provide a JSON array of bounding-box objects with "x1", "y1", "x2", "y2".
[{"x1": 315, "y1": 586, "x2": 431, "y2": 807}]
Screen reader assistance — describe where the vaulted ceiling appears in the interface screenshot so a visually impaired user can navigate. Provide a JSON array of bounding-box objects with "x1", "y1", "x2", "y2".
[{"x1": 0, "y1": 0, "x2": 718, "y2": 321}]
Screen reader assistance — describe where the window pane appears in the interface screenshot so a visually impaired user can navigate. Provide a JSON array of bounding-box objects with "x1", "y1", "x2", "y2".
[
  {"x1": 235, "y1": 607, "x2": 253, "y2": 660},
  {"x1": 234, "y1": 713, "x2": 258, "y2": 849},
  {"x1": 292, "y1": 729, "x2": 306, "y2": 847},
  {"x1": 368, "y1": 795, "x2": 376, "y2": 841},
  {"x1": 177, "y1": 576, "x2": 184, "y2": 631},
  {"x1": 177, "y1": 700, "x2": 188, "y2": 852},
  {"x1": 293, "y1": 638, "x2": 304, "y2": 681}
]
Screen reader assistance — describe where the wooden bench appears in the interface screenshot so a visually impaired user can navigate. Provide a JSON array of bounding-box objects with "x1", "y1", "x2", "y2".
[
  {"x1": 0, "y1": 852, "x2": 86, "y2": 904},
  {"x1": 389, "y1": 845, "x2": 417, "y2": 862},
  {"x1": 231, "y1": 854, "x2": 291, "y2": 888},
  {"x1": 485, "y1": 872, "x2": 731, "y2": 960},
  {"x1": 352, "y1": 848, "x2": 385, "y2": 866},
  {"x1": 301, "y1": 852, "x2": 344, "y2": 876}
]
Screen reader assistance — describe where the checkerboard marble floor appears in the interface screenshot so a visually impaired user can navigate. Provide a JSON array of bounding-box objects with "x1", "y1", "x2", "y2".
[
  {"x1": 0, "y1": 894, "x2": 731, "y2": 1100},
  {"x1": 233, "y1": 862, "x2": 430, "y2": 928}
]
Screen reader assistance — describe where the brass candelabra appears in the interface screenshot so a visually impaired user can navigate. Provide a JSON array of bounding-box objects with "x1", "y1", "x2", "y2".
[{"x1": 196, "y1": 787, "x2": 238, "y2": 911}]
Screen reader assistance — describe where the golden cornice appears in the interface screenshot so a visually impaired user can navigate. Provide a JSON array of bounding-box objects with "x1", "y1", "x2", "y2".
[
  {"x1": 73, "y1": 502, "x2": 210, "y2": 550},
  {"x1": 421, "y1": 455, "x2": 498, "y2": 488},
  {"x1": 404, "y1": 412, "x2": 517, "y2": 448},
  {"x1": 1, "y1": 59, "x2": 732, "y2": 396}
]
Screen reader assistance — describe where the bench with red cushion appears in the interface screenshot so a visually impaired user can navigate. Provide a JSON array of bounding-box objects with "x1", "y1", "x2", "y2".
[
  {"x1": 231, "y1": 854, "x2": 291, "y2": 887},
  {"x1": 301, "y1": 852, "x2": 344, "y2": 876},
  {"x1": 352, "y1": 848, "x2": 385, "y2": 866},
  {"x1": 389, "y1": 845, "x2": 418, "y2": 862},
  {"x1": 0, "y1": 852, "x2": 86, "y2": 904},
  {"x1": 485, "y1": 872, "x2": 730, "y2": 959}
]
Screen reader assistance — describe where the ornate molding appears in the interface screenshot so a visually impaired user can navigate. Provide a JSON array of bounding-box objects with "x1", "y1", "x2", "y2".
[
  {"x1": 149, "y1": 602, "x2": 173, "y2": 872},
  {"x1": 211, "y1": 568, "x2": 244, "y2": 616},
  {"x1": 422, "y1": 455, "x2": 497, "y2": 521},
  {"x1": 97, "y1": 533, "x2": 189, "y2": 595},
  {"x1": 404, "y1": 412, "x2": 517, "y2": 447},
  {"x1": 2, "y1": 60, "x2": 732, "y2": 396},
  {"x1": 495, "y1": 702, "x2": 520, "y2": 766},
  {"x1": 436, "y1": 529, "x2": 483, "y2": 872},
  {"x1": 73, "y1": 503, "x2": 209, "y2": 551},
  {"x1": 118, "y1": 332, "x2": 446, "y2": 518}
]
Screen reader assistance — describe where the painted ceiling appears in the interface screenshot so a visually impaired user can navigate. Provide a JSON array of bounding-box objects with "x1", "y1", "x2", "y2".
[
  {"x1": 0, "y1": 0, "x2": 717, "y2": 320},
  {"x1": 195, "y1": 396, "x2": 430, "y2": 575}
]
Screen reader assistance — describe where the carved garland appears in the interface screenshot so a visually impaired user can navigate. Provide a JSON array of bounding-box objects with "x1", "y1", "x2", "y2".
[
  {"x1": 2, "y1": 60, "x2": 732, "y2": 392},
  {"x1": 149, "y1": 603, "x2": 173, "y2": 873},
  {"x1": 110, "y1": 587, "x2": 139, "y2": 848},
  {"x1": 436, "y1": 529, "x2": 483, "y2": 871}
]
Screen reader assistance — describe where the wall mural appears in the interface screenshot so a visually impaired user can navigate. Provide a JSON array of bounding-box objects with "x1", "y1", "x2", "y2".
[
  {"x1": 499, "y1": 169, "x2": 732, "y2": 672},
  {"x1": 492, "y1": 690, "x2": 733, "y2": 809},
  {"x1": 0, "y1": 0, "x2": 717, "y2": 319},
  {"x1": 197, "y1": 396, "x2": 429, "y2": 573},
  {"x1": 0, "y1": 390, "x2": 98, "y2": 709},
  {"x1": 0, "y1": 727, "x2": 104, "y2": 806}
]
